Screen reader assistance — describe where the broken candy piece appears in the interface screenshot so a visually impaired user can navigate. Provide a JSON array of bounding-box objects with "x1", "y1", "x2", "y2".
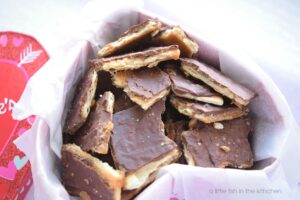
[
  {"x1": 165, "y1": 64, "x2": 223, "y2": 105},
  {"x1": 61, "y1": 144, "x2": 124, "y2": 200},
  {"x1": 153, "y1": 26, "x2": 198, "y2": 57},
  {"x1": 98, "y1": 19, "x2": 161, "y2": 57},
  {"x1": 111, "y1": 101, "x2": 180, "y2": 190},
  {"x1": 64, "y1": 68, "x2": 98, "y2": 135},
  {"x1": 112, "y1": 67, "x2": 171, "y2": 110},
  {"x1": 182, "y1": 118, "x2": 253, "y2": 168},
  {"x1": 90, "y1": 45, "x2": 180, "y2": 72},
  {"x1": 74, "y1": 91, "x2": 114, "y2": 154},
  {"x1": 170, "y1": 95, "x2": 247, "y2": 123},
  {"x1": 182, "y1": 131, "x2": 214, "y2": 167},
  {"x1": 180, "y1": 58, "x2": 255, "y2": 107}
]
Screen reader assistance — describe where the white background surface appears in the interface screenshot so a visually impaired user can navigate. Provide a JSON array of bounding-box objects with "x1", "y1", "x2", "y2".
[{"x1": 0, "y1": 0, "x2": 300, "y2": 199}]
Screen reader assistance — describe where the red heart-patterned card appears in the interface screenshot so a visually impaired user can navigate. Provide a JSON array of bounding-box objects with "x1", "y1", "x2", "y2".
[{"x1": 0, "y1": 32, "x2": 49, "y2": 200}]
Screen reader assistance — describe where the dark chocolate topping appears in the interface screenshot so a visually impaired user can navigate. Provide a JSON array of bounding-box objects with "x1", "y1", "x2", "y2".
[
  {"x1": 114, "y1": 93, "x2": 135, "y2": 113},
  {"x1": 111, "y1": 101, "x2": 177, "y2": 172},
  {"x1": 127, "y1": 68, "x2": 171, "y2": 98},
  {"x1": 192, "y1": 103, "x2": 229, "y2": 113},
  {"x1": 182, "y1": 132, "x2": 214, "y2": 167},
  {"x1": 183, "y1": 118, "x2": 253, "y2": 168},
  {"x1": 64, "y1": 68, "x2": 97, "y2": 134},
  {"x1": 61, "y1": 149, "x2": 115, "y2": 200},
  {"x1": 74, "y1": 92, "x2": 113, "y2": 152},
  {"x1": 119, "y1": 19, "x2": 160, "y2": 38},
  {"x1": 90, "y1": 45, "x2": 179, "y2": 69},
  {"x1": 180, "y1": 58, "x2": 255, "y2": 100},
  {"x1": 98, "y1": 19, "x2": 161, "y2": 58},
  {"x1": 169, "y1": 72, "x2": 216, "y2": 97},
  {"x1": 172, "y1": 96, "x2": 244, "y2": 114}
]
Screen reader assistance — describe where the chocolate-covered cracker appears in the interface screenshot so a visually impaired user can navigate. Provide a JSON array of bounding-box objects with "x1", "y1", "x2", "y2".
[
  {"x1": 61, "y1": 144, "x2": 124, "y2": 200},
  {"x1": 74, "y1": 91, "x2": 114, "y2": 154},
  {"x1": 170, "y1": 95, "x2": 247, "y2": 123},
  {"x1": 112, "y1": 68, "x2": 171, "y2": 110},
  {"x1": 111, "y1": 101, "x2": 180, "y2": 190},
  {"x1": 182, "y1": 131, "x2": 214, "y2": 167},
  {"x1": 182, "y1": 118, "x2": 253, "y2": 168},
  {"x1": 166, "y1": 65, "x2": 223, "y2": 105},
  {"x1": 90, "y1": 45, "x2": 180, "y2": 72},
  {"x1": 64, "y1": 68, "x2": 98, "y2": 135},
  {"x1": 98, "y1": 19, "x2": 161, "y2": 58},
  {"x1": 180, "y1": 58, "x2": 255, "y2": 107},
  {"x1": 153, "y1": 26, "x2": 198, "y2": 57}
]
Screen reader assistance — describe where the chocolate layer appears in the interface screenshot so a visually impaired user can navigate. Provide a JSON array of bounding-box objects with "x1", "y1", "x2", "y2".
[
  {"x1": 182, "y1": 118, "x2": 253, "y2": 168},
  {"x1": 126, "y1": 67, "x2": 171, "y2": 99},
  {"x1": 64, "y1": 68, "x2": 98, "y2": 135},
  {"x1": 111, "y1": 101, "x2": 178, "y2": 172},
  {"x1": 182, "y1": 132, "x2": 214, "y2": 167},
  {"x1": 170, "y1": 72, "x2": 214, "y2": 97},
  {"x1": 62, "y1": 152, "x2": 114, "y2": 200},
  {"x1": 112, "y1": 67, "x2": 171, "y2": 110},
  {"x1": 98, "y1": 19, "x2": 161, "y2": 57},
  {"x1": 74, "y1": 91, "x2": 114, "y2": 154},
  {"x1": 165, "y1": 65, "x2": 223, "y2": 105},
  {"x1": 90, "y1": 45, "x2": 180, "y2": 72},
  {"x1": 152, "y1": 26, "x2": 198, "y2": 57},
  {"x1": 180, "y1": 58, "x2": 255, "y2": 107},
  {"x1": 170, "y1": 95, "x2": 247, "y2": 123},
  {"x1": 114, "y1": 93, "x2": 135, "y2": 113},
  {"x1": 61, "y1": 144, "x2": 124, "y2": 200}
]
